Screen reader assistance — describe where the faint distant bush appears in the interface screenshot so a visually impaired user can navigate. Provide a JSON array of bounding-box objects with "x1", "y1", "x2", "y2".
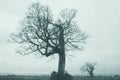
[{"x1": 114, "y1": 74, "x2": 120, "y2": 79}]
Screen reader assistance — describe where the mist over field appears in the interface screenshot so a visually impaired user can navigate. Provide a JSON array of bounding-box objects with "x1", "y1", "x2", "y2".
[{"x1": 0, "y1": 0, "x2": 120, "y2": 77}]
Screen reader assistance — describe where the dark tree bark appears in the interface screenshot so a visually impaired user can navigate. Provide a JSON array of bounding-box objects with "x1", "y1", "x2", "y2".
[
  {"x1": 57, "y1": 25, "x2": 65, "y2": 80},
  {"x1": 10, "y1": 2, "x2": 88, "y2": 80},
  {"x1": 58, "y1": 53, "x2": 65, "y2": 80}
]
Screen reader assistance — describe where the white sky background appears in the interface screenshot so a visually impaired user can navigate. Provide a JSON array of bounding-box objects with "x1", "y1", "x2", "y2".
[{"x1": 0, "y1": 0, "x2": 120, "y2": 75}]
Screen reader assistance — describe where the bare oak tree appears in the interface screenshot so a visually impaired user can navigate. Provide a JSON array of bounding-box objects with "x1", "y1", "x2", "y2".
[
  {"x1": 10, "y1": 2, "x2": 88, "y2": 80},
  {"x1": 80, "y1": 62, "x2": 97, "y2": 77}
]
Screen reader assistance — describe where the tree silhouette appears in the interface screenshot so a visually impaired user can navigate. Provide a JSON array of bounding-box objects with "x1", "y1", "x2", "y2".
[
  {"x1": 10, "y1": 2, "x2": 88, "y2": 80},
  {"x1": 80, "y1": 62, "x2": 97, "y2": 77}
]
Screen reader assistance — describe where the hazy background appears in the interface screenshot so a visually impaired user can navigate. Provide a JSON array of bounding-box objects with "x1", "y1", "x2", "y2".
[{"x1": 0, "y1": 0, "x2": 120, "y2": 75}]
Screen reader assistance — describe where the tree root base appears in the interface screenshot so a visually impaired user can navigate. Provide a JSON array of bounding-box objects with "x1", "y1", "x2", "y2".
[{"x1": 50, "y1": 71, "x2": 73, "y2": 80}]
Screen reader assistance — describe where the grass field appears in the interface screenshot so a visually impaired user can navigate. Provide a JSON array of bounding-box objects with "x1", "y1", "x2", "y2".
[{"x1": 0, "y1": 75, "x2": 120, "y2": 80}]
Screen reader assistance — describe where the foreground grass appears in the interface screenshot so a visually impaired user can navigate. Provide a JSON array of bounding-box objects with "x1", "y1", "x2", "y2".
[
  {"x1": 74, "y1": 75, "x2": 120, "y2": 80},
  {"x1": 0, "y1": 75, "x2": 120, "y2": 80},
  {"x1": 0, "y1": 75, "x2": 49, "y2": 80}
]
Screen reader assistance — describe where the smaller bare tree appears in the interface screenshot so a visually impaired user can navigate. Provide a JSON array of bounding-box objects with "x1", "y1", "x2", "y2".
[{"x1": 80, "y1": 62, "x2": 97, "y2": 77}]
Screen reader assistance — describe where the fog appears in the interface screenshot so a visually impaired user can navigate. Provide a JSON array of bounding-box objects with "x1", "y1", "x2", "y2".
[{"x1": 0, "y1": 0, "x2": 120, "y2": 75}]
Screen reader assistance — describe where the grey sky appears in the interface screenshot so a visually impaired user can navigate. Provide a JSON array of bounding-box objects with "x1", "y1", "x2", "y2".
[{"x1": 0, "y1": 0, "x2": 120, "y2": 75}]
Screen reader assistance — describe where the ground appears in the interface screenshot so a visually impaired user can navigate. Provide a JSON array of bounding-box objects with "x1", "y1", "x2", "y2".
[{"x1": 0, "y1": 75, "x2": 120, "y2": 80}]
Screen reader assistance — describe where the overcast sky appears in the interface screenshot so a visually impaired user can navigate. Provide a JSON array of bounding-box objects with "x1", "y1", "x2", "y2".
[{"x1": 0, "y1": 0, "x2": 120, "y2": 75}]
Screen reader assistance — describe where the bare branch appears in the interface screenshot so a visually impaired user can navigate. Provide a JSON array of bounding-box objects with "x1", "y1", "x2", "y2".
[
  {"x1": 80, "y1": 62, "x2": 97, "y2": 77},
  {"x1": 10, "y1": 2, "x2": 88, "y2": 57}
]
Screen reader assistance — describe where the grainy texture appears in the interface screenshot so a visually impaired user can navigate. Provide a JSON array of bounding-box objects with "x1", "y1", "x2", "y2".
[{"x1": 0, "y1": 75, "x2": 120, "y2": 80}]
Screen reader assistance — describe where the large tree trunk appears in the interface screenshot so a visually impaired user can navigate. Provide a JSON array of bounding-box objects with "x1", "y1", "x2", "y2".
[
  {"x1": 57, "y1": 25, "x2": 65, "y2": 80},
  {"x1": 58, "y1": 53, "x2": 65, "y2": 80}
]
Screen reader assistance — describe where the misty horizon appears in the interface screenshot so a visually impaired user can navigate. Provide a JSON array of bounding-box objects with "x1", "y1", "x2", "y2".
[{"x1": 0, "y1": 0, "x2": 120, "y2": 76}]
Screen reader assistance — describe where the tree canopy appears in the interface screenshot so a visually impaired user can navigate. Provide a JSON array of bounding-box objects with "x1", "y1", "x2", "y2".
[{"x1": 10, "y1": 2, "x2": 88, "y2": 57}]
